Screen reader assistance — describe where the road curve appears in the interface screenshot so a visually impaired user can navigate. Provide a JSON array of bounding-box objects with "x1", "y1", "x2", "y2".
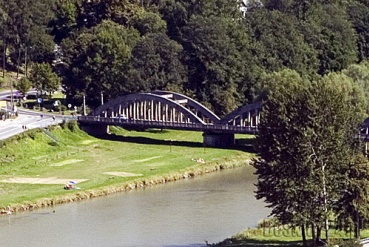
[{"x1": 0, "y1": 110, "x2": 73, "y2": 140}]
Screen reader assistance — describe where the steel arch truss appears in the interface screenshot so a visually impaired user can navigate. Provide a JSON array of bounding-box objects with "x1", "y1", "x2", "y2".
[
  {"x1": 151, "y1": 91, "x2": 220, "y2": 124},
  {"x1": 89, "y1": 93, "x2": 210, "y2": 125},
  {"x1": 220, "y1": 102, "x2": 261, "y2": 128}
]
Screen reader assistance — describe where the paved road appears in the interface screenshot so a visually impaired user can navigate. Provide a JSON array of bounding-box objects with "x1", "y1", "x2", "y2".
[
  {"x1": 0, "y1": 110, "x2": 73, "y2": 140},
  {"x1": 0, "y1": 89, "x2": 74, "y2": 140},
  {"x1": 0, "y1": 89, "x2": 38, "y2": 100}
]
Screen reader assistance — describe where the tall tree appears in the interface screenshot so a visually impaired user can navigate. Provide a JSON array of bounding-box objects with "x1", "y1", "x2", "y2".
[
  {"x1": 127, "y1": 33, "x2": 187, "y2": 93},
  {"x1": 335, "y1": 153, "x2": 369, "y2": 239},
  {"x1": 348, "y1": 1, "x2": 369, "y2": 61},
  {"x1": 50, "y1": 0, "x2": 78, "y2": 43},
  {"x1": 303, "y1": 3, "x2": 357, "y2": 74},
  {"x1": 343, "y1": 61, "x2": 369, "y2": 114},
  {"x1": 61, "y1": 20, "x2": 140, "y2": 107},
  {"x1": 244, "y1": 8, "x2": 318, "y2": 76},
  {"x1": 181, "y1": 15, "x2": 249, "y2": 115}
]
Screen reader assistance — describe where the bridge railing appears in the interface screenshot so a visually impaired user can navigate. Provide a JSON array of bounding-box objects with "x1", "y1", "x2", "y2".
[{"x1": 78, "y1": 116, "x2": 259, "y2": 134}]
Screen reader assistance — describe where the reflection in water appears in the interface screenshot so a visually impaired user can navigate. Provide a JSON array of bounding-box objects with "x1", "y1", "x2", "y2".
[{"x1": 0, "y1": 166, "x2": 270, "y2": 247}]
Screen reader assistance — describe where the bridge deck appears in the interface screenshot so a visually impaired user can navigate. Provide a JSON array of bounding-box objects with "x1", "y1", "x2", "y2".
[{"x1": 78, "y1": 116, "x2": 258, "y2": 134}]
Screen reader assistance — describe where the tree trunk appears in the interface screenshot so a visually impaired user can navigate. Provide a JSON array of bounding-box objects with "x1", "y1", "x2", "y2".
[
  {"x1": 16, "y1": 48, "x2": 21, "y2": 79},
  {"x1": 317, "y1": 226, "x2": 321, "y2": 239},
  {"x1": 302, "y1": 224, "x2": 307, "y2": 247},
  {"x1": 2, "y1": 29, "x2": 5, "y2": 78},
  {"x1": 355, "y1": 211, "x2": 360, "y2": 239},
  {"x1": 312, "y1": 222, "x2": 317, "y2": 247},
  {"x1": 325, "y1": 218, "x2": 329, "y2": 243},
  {"x1": 25, "y1": 47, "x2": 27, "y2": 78}
]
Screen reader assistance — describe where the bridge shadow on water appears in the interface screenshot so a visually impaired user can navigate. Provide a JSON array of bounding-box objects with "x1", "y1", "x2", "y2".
[{"x1": 92, "y1": 132, "x2": 255, "y2": 153}]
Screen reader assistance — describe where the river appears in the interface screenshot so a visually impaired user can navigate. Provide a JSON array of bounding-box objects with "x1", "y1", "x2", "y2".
[{"x1": 0, "y1": 166, "x2": 270, "y2": 247}]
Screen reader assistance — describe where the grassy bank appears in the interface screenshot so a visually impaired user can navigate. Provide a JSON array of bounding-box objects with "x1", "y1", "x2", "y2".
[
  {"x1": 0, "y1": 122, "x2": 253, "y2": 212},
  {"x1": 215, "y1": 222, "x2": 369, "y2": 247}
]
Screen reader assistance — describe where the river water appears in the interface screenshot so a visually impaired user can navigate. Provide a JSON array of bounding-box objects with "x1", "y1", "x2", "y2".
[{"x1": 0, "y1": 166, "x2": 270, "y2": 247}]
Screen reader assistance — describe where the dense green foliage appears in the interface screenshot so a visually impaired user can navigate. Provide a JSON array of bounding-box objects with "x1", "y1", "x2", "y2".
[
  {"x1": 1, "y1": 0, "x2": 369, "y2": 115},
  {"x1": 29, "y1": 62, "x2": 60, "y2": 98},
  {"x1": 2, "y1": 1, "x2": 369, "y2": 245},
  {"x1": 253, "y1": 69, "x2": 369, "y2": 245}
]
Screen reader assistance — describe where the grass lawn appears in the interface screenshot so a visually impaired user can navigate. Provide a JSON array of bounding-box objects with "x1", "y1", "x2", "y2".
[
  {"x1": 214, "y1": 224, "x2": 369, "y2": 246},
  {"x1": 0, "y1": 123, "x2": 254, "y2": 209}
]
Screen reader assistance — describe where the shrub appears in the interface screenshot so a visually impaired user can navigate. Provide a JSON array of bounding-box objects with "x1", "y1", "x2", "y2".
[
  {"x1": 28, "y1": 131, "x2": 36, "y2": 140},
  {"x1": 48, "y1": 141, "x2": 59, "y2": 146},
  {"x1": 329, "y1": 238, "x2": 361, "y2": 247},
  {"x1": 67, "y1": 121, "x2": 79, "y2": 132}
]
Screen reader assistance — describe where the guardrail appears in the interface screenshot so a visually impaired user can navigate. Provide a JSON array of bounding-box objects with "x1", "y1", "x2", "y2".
[{"x1": 78, "y1": 116, "x2": 258, "y2": 134}]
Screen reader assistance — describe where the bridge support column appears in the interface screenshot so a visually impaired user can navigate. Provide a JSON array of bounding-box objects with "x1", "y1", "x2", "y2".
[
  {"x1": 80, "y1": 124, "x2": 110, "y2": 136},
  {"x1": 203, "y1": 132, "x2": 235, "y2": 147}
]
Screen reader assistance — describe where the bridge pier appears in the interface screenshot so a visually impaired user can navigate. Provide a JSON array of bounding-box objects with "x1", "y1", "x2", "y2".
[
  {"x1": 203, "y1": 132, "x2": 235, "y2": 147},
  {"x1": 80, "y1": 124, "x2": 110, "y2": 136}
]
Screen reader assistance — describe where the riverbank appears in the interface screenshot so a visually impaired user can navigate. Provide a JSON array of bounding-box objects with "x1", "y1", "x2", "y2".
[
  {"x1": 0, "y1": 122, "x2": 254, "y2": 213},
  {"x1": 214, "y1": 221, "x2": 369, "y2": 247}
]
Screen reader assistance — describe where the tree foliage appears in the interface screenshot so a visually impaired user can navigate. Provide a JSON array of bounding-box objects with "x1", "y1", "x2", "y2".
[
  {"x1": 61, "y1": 20, "x2": 140, "y2": 106},
  {"x1": 127, "y1": 33, "x2": 186, "y2": 93},
  {"x1": 253, "y1": 69, "x2": 368, "y2": 244},
  {"x1": 15, "y1": 77, "x2": 32, "y2": 97},
  {"x1": 29, "y1": 62, "x2": 60, "y2": 98},
  {"x1": 1, "y1": 0, "x2": 369, "y2": 115}
]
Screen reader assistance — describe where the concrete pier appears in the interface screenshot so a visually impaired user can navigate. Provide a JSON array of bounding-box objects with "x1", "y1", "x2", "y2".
[
  {"x1": 203, "y1": 132, "x2": 235, "y2": 147},
  {"x1": 80, "y1": 124, "x2": 110, "y2": 136}
]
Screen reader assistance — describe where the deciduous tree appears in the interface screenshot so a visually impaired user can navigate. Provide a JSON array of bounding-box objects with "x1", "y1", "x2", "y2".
[
  {"x1": 253, "y1": 69, "x2": 367, "y2": 246},
  {"x1": 61, "y1": 20, "x2": 140, "y2": 107},
  {"x1": 15, "y1": 76, "x2": 32, "y2": 97},
  {"x1": 29, "y1": 62, "x2": 60, "y2": 98}
]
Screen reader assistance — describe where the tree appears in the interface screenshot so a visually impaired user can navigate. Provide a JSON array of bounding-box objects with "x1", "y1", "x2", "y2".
[
  {"x1": 15, "y1": 76, "x2": 32, "y2": 98},
  {"x1": 348, "y1": 1, "x2": 369, "y2": 61},
  {"x1": 302, "y1": 4, "x2": 357, "y2": 74},
  {"x1": 253, "y1": 69, "x2": 367, "y2": 246},
  {"x1": 60, "y1": 20, "x2": 140, "y2": 107},
  {"x1": 244, "y1": 8, "x2": 318, "y2": 76},
  {"x1": 159, "y1": 0, "x2": 243, "y2": 42},
  {"x1": 335, "y1": 153, "x2": 369, "y2": 239},
  {"x1": 29, "y1": 62, "x2": 60, "y2": 98},
  {"x1": 50, "y1": 0, "x2": 78, "y2": 43},
  {"x1": 180, "y1": 15, "x2": 250, "y2": 115},
  {"x1": 132, "y1": 11, "x2": 166, "y2": 36},
  {"x1": 343, "y1": 61, "x2": 369, "y2": 114},
  {"x1": 127, "y1": 33, "x2": 187, "y2": 93}
]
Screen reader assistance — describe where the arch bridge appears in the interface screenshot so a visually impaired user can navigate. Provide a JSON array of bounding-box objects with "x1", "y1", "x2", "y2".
[{"x1": 78, "y1": 91, "x2": 261, "y2": 147}]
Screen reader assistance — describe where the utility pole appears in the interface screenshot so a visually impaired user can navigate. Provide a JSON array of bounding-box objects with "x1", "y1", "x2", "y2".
[
  {"x1": 83, "y1": 94, "x2": 86, "y2": 116},
  {"x1": 10, "y1": 78, "x2": 13, "y2": 114}
]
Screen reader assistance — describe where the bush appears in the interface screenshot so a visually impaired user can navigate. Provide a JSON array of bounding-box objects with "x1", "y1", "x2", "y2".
[
  {"x1": 48, "y1": 141, "x2": 59, "y2": 146},
  {"x1": 67, "y1": 121, "x2": 79, "y2": 132},
  {"x1": 328, "y1": 238, "x2": 361, "y2": 247},
  {"x1": 27, "y1": 130, "x2": 37, "y2": 140}
]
